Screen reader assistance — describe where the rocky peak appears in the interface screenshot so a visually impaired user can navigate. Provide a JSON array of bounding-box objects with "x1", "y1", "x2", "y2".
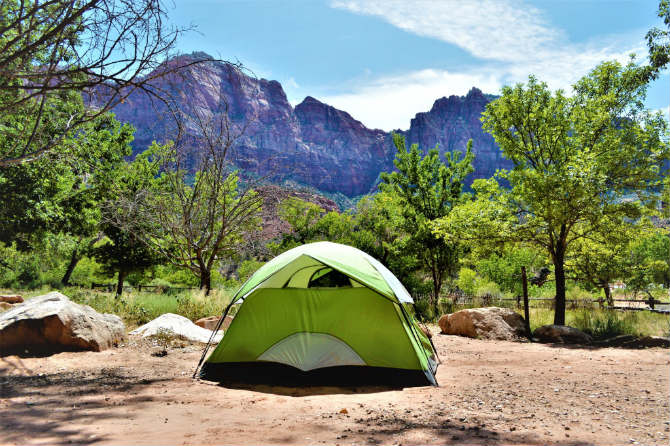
[
  {"x1": 404, "y1": 88, "x2": 511, "y2": 182},
  {"x1": 107, "y1": 54, "x2": 508, "y2": 197}
]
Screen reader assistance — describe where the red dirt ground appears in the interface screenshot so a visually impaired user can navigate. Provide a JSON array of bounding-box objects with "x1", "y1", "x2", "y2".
[{"x1": 1, "y1": 327, "x2": 668, "y2": 445}]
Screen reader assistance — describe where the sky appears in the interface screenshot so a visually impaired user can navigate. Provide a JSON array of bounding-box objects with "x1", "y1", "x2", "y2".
[{"x1": 170, "y1": 0, "x2": 669, "y2": 131}]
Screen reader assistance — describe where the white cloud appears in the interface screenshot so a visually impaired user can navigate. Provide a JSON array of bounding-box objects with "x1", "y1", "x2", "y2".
[
  {"x1": 331, "y1": 0, "x2": 559, "y2": 63},
  {"x1": 320, "y1": 69, "x2": 501, "y2": 130},
  {"x1": 286, "y1": 77, "x2": 300, "y2": 89},
  {"x1": 326, "y1": 0, "x2": 646, "y2": 130}
]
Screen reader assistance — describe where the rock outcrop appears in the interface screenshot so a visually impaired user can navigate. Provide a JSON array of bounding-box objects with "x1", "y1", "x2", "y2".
[
  {"x1": 195, "y1": 315, "x2": 233, "y2": 331},
  {"x1": 0, "y1": 294, "x2": 23, "y2": 304},
  {"x1": 533, "y1": 325, "x2": 592, "y2": 344},
  {"x1": 131, "y1": 313, "x2": 222, "y2": 344},
  {"x1": 438, "y1": 307, "x2": 528, "y2": 341},
  {"x1": 0, "y1": 292, "x2": 126, "y2": 354},
  {"x1": 107, "y1": 52, "x2": 504, "y2": 198},
  {"x1": 403, "y1": 88, "x2": 512, "y2": 183}
]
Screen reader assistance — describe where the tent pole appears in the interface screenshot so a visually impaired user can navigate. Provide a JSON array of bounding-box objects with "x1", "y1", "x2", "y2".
[
  {"x1": 192, "y1": 301, "x2": 235, "y2": 379},
  {"x1": 398, "y1": 303, "x2": 439, "y2": 385}
]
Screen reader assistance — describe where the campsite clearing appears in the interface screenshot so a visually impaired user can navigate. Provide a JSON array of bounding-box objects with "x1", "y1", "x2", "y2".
[{"x1": 1, "y1": 328, "x2": 668, "y2": 446}]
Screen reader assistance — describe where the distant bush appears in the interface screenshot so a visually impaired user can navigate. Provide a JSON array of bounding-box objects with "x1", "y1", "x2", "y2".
[
  {"x1": 475, "y1": 281, "x2": 502, "y2": 301},
  {"x1": 437, "y1": 297, "x2": 454, "y2": 315},
  {"x1": 412, "y1": 297, "x2": 435, "y2": 322},
  {"x1": 456, "y1": 267, "x2": 477, "y2": 296},
  {"x1": 571, "y1": 309, "x2": 639, "y2": 339},
  {"x1": 237, "y1": 260, "x2": 264, "y2": 283}
]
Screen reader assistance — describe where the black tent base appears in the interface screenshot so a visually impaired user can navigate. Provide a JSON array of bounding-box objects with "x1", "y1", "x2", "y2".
[{"x1": 199, "y1": 362, "x2": 436, "y2": 387}]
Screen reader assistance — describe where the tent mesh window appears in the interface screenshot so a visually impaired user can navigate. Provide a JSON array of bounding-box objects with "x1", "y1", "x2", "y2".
[{"x1": 308, "y1": 268, "x2": 351, "y2": 288}]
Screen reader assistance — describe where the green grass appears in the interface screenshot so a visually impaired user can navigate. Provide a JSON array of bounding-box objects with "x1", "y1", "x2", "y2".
[{"x1": 513, "y1": 306, "x2": 669, "y2": 338}]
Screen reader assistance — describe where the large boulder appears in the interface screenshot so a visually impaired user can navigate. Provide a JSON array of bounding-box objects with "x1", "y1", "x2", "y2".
[
  {"x1": 195, "y1": 315, "x2": 233, "y2": 331},
  {"x1": 533, "y1": 325, "x2": 592, "y2": 344},
  {"x1": 0, "y1": 292, "x2": 126, "y2": 355},
  {"x1": 438, "y1": 307, "x2": 528, "y2": 341},
  {"x1": 131, "y1": 313, "x2": 222, "y2": 344}
]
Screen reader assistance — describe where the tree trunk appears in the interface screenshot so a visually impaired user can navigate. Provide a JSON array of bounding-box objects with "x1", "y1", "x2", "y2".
[
  {"x1": 430, "y1": 261, "x2": 440, "y2": 313},
  {"x1": 200, "y1": 269, "x2": 212, "y2": 296},
  {"x1": 61, "y1": 247, "x2": 81, "y2": 286},
  {"x1": 116, "y1": 269, "x2": 126, "y2": 298},
  {"x1": 553, "y1": 251, "x2": 566, "y2": 326},
  {"x1": 603, "y1": 284, "x2": 613, "y2": 307}
]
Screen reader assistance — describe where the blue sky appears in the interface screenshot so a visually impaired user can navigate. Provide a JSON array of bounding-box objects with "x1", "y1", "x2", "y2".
[{"x1": 171, "y1": 0, "x2": 669, "y2": 131}]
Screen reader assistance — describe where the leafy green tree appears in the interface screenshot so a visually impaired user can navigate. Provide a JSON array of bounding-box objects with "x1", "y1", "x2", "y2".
[
  {"x1": 380, "y1": 133, "x2": 474, "y2": 307},
  {"x1": 646, "y1": 0, "x2": 670, "y2": 79},
  {"x1": 624, "y1": 229, "x2": 670, "y2": 293},
  {"x1": 270, "y1": 197, "x2": 328, "y2": 253},
  {"x1": 0, "y1": 112, "x2": 135, "y2": 285},
  {"x1": 476, "y1": 246, "x2": 547, "y2": 296},
  {"x1": 110, "y1": 139, "x2": 263, "y2": 295},
  {"x1": 478, "y1": 61, "x2": 669, "y2": 325},
  {"x1": 566, "y1": 219, "x2": 652, "y2": 306},
  {"x1": 349, "y1": 192, "x2": 424, "y2": 294},
  {"x1": 92, "y1": 224, "x2": 162, "y2": 297}
]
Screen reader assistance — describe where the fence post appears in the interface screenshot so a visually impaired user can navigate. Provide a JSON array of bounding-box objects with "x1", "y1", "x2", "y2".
[
  {"x1": 648, "y1": 296, "x2": 656, "y2": 310},
  {"x1": 521, "y1": 266, "x2": 531, "y2": 340}
]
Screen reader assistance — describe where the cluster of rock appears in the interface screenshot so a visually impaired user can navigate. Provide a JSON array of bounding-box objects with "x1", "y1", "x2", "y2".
[
  {"x1": 0, "y1": 292, "x2": 233, "y2": 356},
  {"x1": 436, "y1": 307, "x2": 670, "y2": 348}
]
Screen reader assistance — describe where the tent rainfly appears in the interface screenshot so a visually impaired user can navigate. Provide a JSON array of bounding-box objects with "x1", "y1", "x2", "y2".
[{"x1": 195, "y1": 241, "x2": 439, "y2": 386}]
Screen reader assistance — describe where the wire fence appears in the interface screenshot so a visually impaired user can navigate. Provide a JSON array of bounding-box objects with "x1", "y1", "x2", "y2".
[{"x1": 414, "y1": 291, "x2": 670, "y2": 314}]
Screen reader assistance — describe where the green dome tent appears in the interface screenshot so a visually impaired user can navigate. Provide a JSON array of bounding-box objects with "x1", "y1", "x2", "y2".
[{"x1": 195, "y1": 242, "x2": 439, "y2": 386}]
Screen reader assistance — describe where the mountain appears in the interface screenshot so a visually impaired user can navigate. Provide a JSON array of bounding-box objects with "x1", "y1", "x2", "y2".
[
  {"x1": 404, "y1": 88, "x2": 512, "y2": 182},
  {"x1": 108, "y1": 53, "x2": 508, "y2": 198}
]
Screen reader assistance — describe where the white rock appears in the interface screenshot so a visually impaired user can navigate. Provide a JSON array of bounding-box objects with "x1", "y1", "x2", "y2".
[{"x1": 131, "y1": 313, "x2": 222, "y2": 343}]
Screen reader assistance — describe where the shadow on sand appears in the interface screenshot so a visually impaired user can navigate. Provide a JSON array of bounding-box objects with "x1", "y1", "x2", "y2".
[{"x1": 1, "y1": 357, "x2": 170, "y2": 445}]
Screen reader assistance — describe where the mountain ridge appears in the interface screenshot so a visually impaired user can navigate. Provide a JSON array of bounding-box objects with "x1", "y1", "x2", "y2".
[{"x1": 108, "y1": 53, "x2": 511, "y2": 197}]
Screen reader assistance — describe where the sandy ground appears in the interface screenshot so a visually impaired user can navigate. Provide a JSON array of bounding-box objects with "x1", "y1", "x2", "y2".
[{"x1": 1, "y1": 328, "x2": 669, "y2": 446}]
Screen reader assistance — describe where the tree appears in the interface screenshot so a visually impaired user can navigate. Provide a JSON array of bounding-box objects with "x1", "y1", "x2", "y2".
[
  {"x1": 0, "y1": 0, "x2": 213, "y2": 167},
  {"x1": 108, "y1": 92, "x2": 264, "y2": 294},
  {"x1": 646, "y1": 0, "x2": 670, "y2": 80},
  {"x1": 92, "y1": 224, "x2": 160, "y2": 297},
  {"x1": 270, "y1": 197, "x2": 328, "y2": 253},
  {"x1": 0, "y1": 110, "x2": 134, "y2": 285},
  {"x1": 566, "y1": 219, "x2": 650, "y2": 306},
  {"x1": 479, "y1": 61, "x2": 669, "y2": 325},
  {"x1": 625, "y1": 229, "x2": 670, "y2": 293},
  {"x1": 380, "y1": 133, "x2": 474, "y2": 307}
]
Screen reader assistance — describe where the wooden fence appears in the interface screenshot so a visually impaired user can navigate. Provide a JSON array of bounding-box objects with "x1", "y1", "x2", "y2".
[
  {"x1": 90, "y1": 283, "x2": 199, "y2": 293},
  {"x1": 419, "y1": 292, "x2": 670, "y2": 314}
]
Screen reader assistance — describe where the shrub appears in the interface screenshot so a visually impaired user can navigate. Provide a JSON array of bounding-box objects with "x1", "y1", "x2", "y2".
[
  {"x1": 475, "y1": 282, "x2": 502, "y2": 300},
  {"x1": 456, "y1": 267, "x2": 477, "y2": 296},
  {"x1": 437, "y1": 297, "x2": 454, "y2": 315},
  {"x1": 570, "y1": 309, "x2": 639, "y2": 339},
  {"x1": 412, "y1": 297, "x2": 435, "y2": 322},
  {"x1": 237, "y1": 260, "x2": 264, "y2": 283}
]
